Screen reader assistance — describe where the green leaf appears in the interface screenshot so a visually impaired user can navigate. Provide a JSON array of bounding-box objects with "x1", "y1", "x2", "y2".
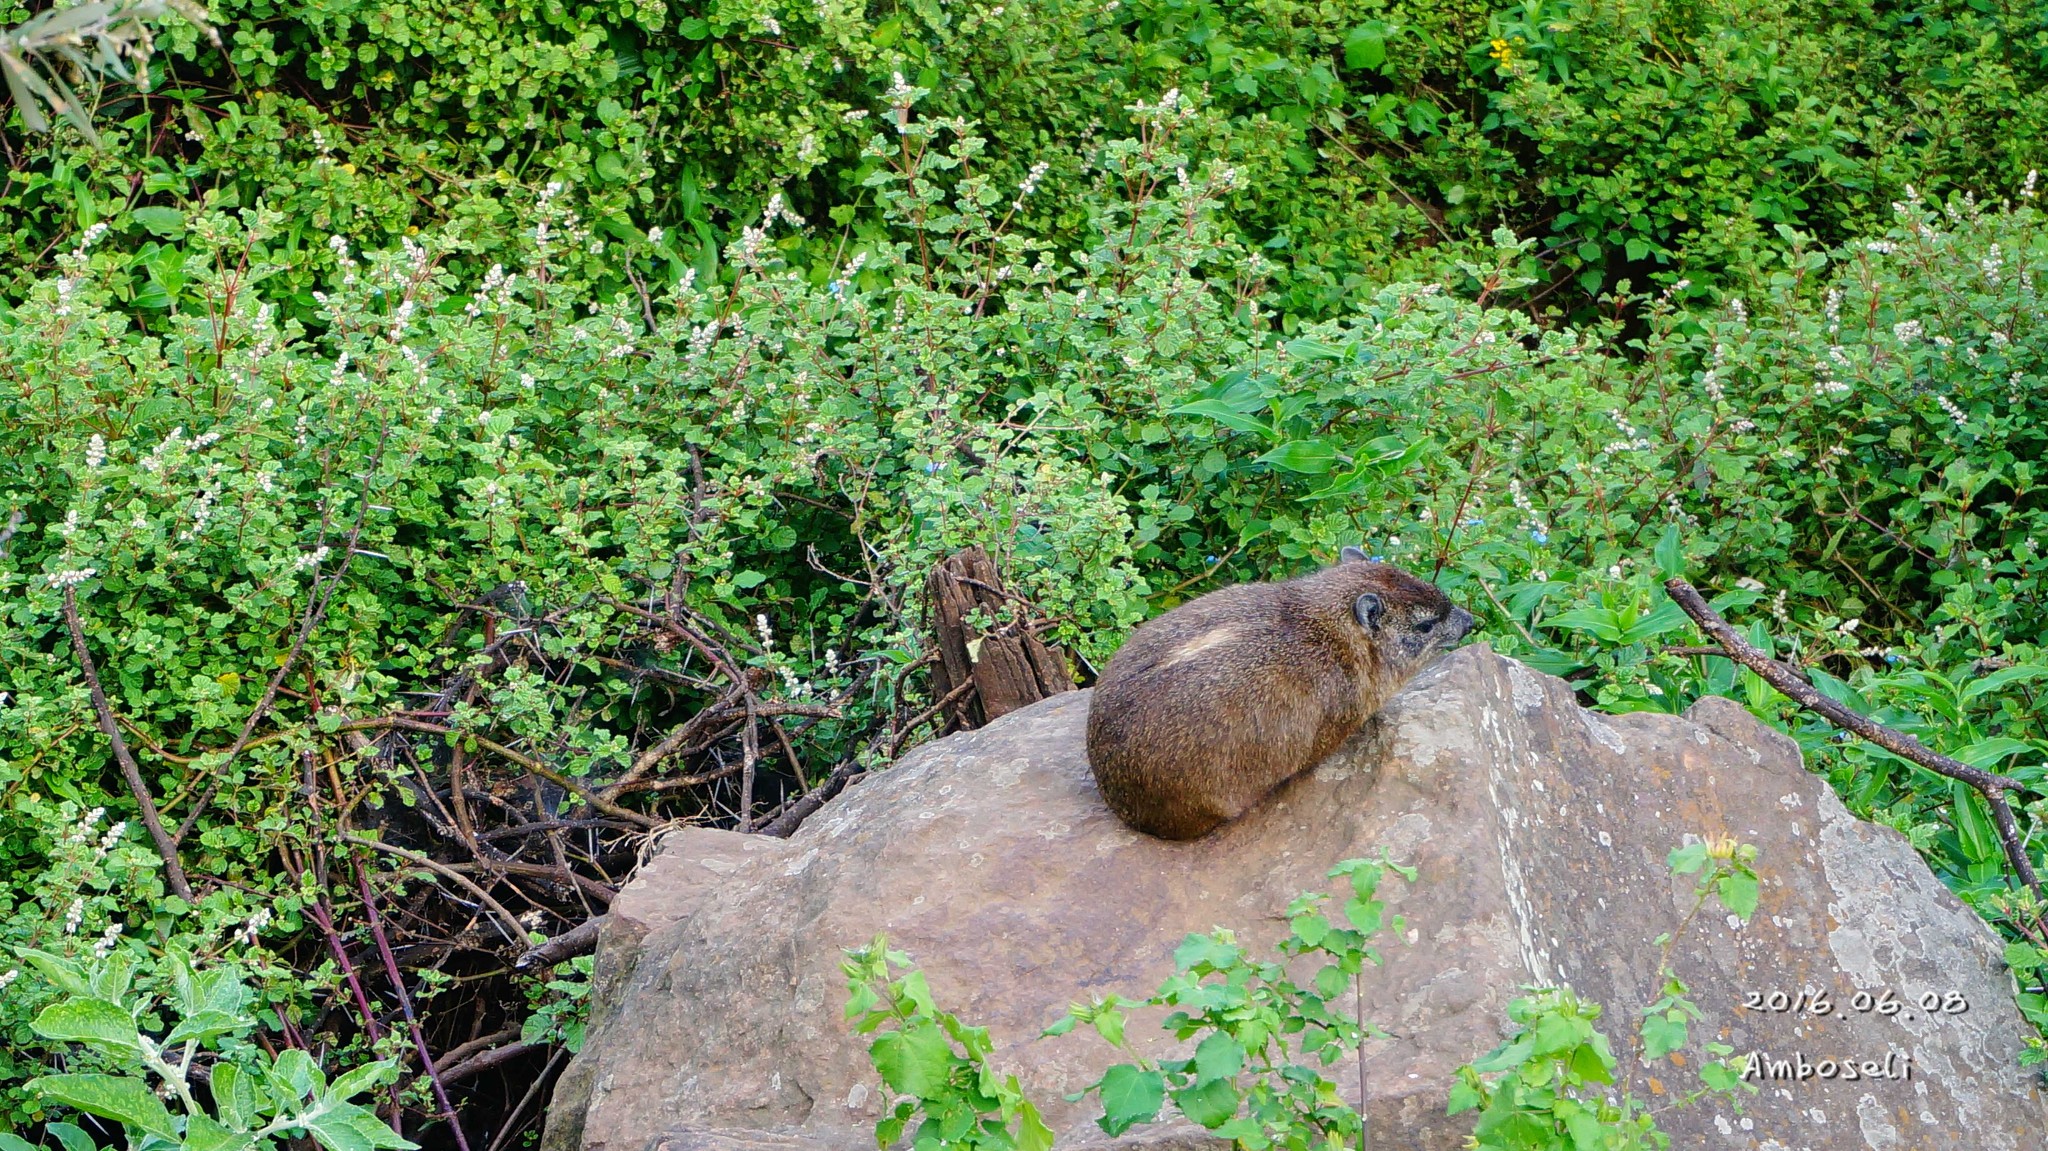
[
  {"x1": 1640, "y1": 1011, "x2": 1687, "y2": 1059},
  {"x1": 1950, "y1": 780, "x2": 2000, "y2": 864},
  {"x1": 1343, "y1": 25, "x2": 1386, "y2": 70},
  {"x1": 1191, "y1": 1032, "x2": 1243, "y2": 1082},
  {"x1": 130, "y1": 206, "x2": 185, "y2": 236},
  {"x1": 870, "y1": 1022, "x2": 953, "y2": 1097},
  {"x1": 327, "y1": 1059, "x2": 399, "y2": 1102},
  {"x1": 731, "y1": 570, "x2": 767, "y2": 589},
  {"x1": 184, "y1": 1114, "x2": 252, "y2": 1151},
  {"x1": 0, "y1": 1134, "x2": 40, "y2": 1151},
  {"x1": 28, "y1": 1074, "x2": 178, "y2": 1140},
  {"x1": 1715, "y1": 871, "x2": 1759, "y2": 919},
  {"x1": 1170, "y1": 1074, "x2": 1239, "y2": 1128},
  {"x1": 1949, "y1": 737, "x2": 2040, "y2": 769},
  {"x1": 1652, "y1": 522, "x2": 1685, "y2": 579},
  {"x1": 300, "y1": 1099, "x2": 418, "y2": 1151},
  {"x1": 1961, "y1": 664, "x2": 2048, "y2": 704},
  {"x1": 1544, "y1": 607, "x2": 1622, "y2": 643},
  {"x1": 1093, "y1": 1065, "x2": 1163, "y2": 1135},
  {"x1": 18, "y1": 949, "x2": 92, "y2": 997},
  {"x1": 211, "y1": 1064, "x2": 261, "y2": 1131},
  {"x1": 270, "y1": 1048, "x2": 326, "y2": 1102},
  {"x1": 1254, "y1": 440, "x2": 1336, "y2": 474},
  {"x1": 677, "y1": 17, "x2": 710, "y2": 37},
  {"x1": 45, "y1": 1122, "x2": 100, "y2": 1151},
  {"x1": 30, "y1": 998, "x2": 144, "y2": 1057},
  {"x1": 1667, "y1": 842, "x2": 1709, "y2": 874},
  {"x1": 165, "y1": 1009, "x2": 247, "y2": 1046},
  {"x1": 1169, "y1": 399, "x2": 1273, "y2": 440},
  {"x1": 1615, "y1": 599, "x2": 1689, "y2": 646}
]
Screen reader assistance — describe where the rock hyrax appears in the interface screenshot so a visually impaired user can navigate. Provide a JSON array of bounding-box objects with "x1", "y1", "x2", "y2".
[{"x1": 1085, "y1": 547, "x2": 1474, "y2": 839}]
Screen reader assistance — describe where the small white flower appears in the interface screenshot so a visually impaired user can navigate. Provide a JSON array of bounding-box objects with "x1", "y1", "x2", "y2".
[
  {"x1": 47, "y1": 568, "x2": 98, "y2": 588},
  {"x1": 92, "y1": 921, "x2": 123, "y2": 958},
  {"x1": 1893, "y1": 319, "x2": 1923, "y2": 344},
  {"x1": 63, "y1": 898, "x2": 85, "y2": 935},
  {"x1": 85, "y1": 434, "x2": 107, "y2": 469}
]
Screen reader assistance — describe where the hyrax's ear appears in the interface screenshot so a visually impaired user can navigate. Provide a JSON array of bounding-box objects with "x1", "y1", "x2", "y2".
[
  {"x1": 1340, "y1": 545, "x2": 1369, "y2": 564},
  {"x1": 1352, "y1": 592, "x2": 1384, "y2": 631}
]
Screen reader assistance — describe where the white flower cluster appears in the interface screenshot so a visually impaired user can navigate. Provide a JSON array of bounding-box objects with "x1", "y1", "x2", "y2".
[
  {"x1": 467, "y1": 263, "x2": 517, "y2": 318},
  {"x1": 47, "y1": 568, "x2": 98, "y2": 588},
  {"x1": 1013, "y1": 160, "x2": 1049, "y2": 213},
  {"x1": 1935, "y1": 393, "x2": 1968, "y2": 428},
  {"x1": 232, "y1": 907, "x2": 272, "y2": 946},
  {"x1": 1600, "y1": 409, "x2": 1649, "y2": 454},
  {"x1": 1892, "y1": 319, "x2": 1923, "y2": 344},
  {"x1": 92, "y1": 921, "x2": 123, "y2": 958}
]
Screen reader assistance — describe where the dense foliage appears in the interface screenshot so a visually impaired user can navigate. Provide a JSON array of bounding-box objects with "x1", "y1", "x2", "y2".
[
  {"x1": 2, "y1": 0, "x2": 2045, "y2": 1146},
  {"x1": 4, "y1": 0, "x2": 2047, "y2": 322}
]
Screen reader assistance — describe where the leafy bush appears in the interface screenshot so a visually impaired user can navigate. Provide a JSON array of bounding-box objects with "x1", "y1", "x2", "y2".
[
  {"x1": 5, "y1": 0, "x2": 2046, "y2": 324},
  {"x1": 11, "y1": 946, "x2": 412, "y2": 1151},
  {"x1": 3, "y1": 83, "x2": 2043, "y2": 1138}
]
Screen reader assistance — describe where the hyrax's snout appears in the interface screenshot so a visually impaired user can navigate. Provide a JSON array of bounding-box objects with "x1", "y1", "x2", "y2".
[{"x1": 1442, "y1": 605, "x2": 1476, "y2": 644}]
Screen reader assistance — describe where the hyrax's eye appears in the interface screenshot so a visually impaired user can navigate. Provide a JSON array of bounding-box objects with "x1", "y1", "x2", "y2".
[
  {"x1": 1353, "y1": 593, "x2": 1384, "y2": 630},
  {"x1": 1419, "y1": 614, "x2": 1440, "y2": 632}
]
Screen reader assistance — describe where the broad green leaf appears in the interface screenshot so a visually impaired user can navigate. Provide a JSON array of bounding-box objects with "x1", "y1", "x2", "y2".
[
  {"x1": 1950, "y1": 781, "x2": 2000, "y2": 864},
  {"x1": 270, "y1": 1048, "x2": 325, "y2": 1102},
  {"x1": 0, "y1": 1134, "x2": 40, "y2": 1151},
  {"x1": 1960, "y1": 664, "x2": 2048, "y2": 704},
  {"x1": 1191, "y1": 1032, "x2": 1244, "y2": 1082},
  {"x1": 1169, "y1": 399, "x2": 1273, "y2": 440},
  {"x1": 30, "y1": 998, "x2": 143, "y2": 1057},
  {"x1": 166, "y1": 1009, "x2": 248, "y2": 1046},
  {"x1": 28, "y1": 1074, "x2": 178, "y2": 1140},
  {"x1": 18, "y1": 949, "x2": 92, "y2": 997},
  {"x1": 130, "y1": 206, "x2": 185, "y2": 236},
  {"x1": 1653, "y1": 522, "x2": 1684, "y2": 579},
  {"x1": 1640, "y1": 1011, "x2": 1687, "y2": 1060},
  {"x1": 299, "y1": 1099, "x2": 417, "y2": 1151},
  {"x1": 326, "y1": 1058, "x2": 399, "y2": 1102},
  {"x1": 1543, "y1": 607, "x2": 1622, "y2": 643},
  {"x1": 46, "y1": 1122, "x2": 100, "y2": 1151},
  {"x1": 1950, "y1": 737, "x2": 2040, "y2": 769},
  {"x1": 211, "y1": 1063, "x2": 261, "y2": 1131},
  {"x1": 1467, "y1": 1038, "x2": 1534, "y2": 1073},
  {"x1": 1254, "y1": 440, "x2": 1335, "y2": 474},
  {"x1": 1093, "y1": 1064, "x2": 1163, "y2": 1135},
  {"x1": 1170, "y1": 1074, "x2": 1238, "y2": 1128},
  {"x1": 183, "y1": 1114, "x2": 252, "y2": 1151},
  {"x1": 1715, "y1": 871, "x2": 1759, "y2": 919},
  {"x1": 1667, "y1": 841, "x2": 1709, "y2": 873},
  {"x1": 869, "y1": 1022, "x2": 952, "y2": 1097},
  {"x1": 1615, "y1": 599, "x2": 1689, "y2": 645},
  {"x1": 1014, "y1": 1099, "x2": 1054, "y2": 1151}
]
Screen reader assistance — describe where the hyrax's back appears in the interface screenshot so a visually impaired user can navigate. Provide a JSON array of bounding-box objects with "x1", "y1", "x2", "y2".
[{"x1": 1085, "y1": 552, "x2": 1473, "y2": 840}]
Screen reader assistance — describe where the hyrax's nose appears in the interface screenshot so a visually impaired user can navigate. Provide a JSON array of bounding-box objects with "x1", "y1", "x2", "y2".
[{"x1": 1445, "y1": 605, "x2": 1476, "y2": 642}]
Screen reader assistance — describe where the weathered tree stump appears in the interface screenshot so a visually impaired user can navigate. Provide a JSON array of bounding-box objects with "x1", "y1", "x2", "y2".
[{"x1": 925, "y1": 546, "x2": 1074, "y2": 732}]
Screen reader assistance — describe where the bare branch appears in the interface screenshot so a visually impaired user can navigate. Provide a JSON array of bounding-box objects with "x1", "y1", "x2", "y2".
[{"x1": 1664, "y1": 577, "x2": 2041, "y2": 904}]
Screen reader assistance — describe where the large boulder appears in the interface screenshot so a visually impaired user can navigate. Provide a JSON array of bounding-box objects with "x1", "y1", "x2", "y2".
[{"x1": 541, "y1": 645, "x2": 2046, "y2": 1151}]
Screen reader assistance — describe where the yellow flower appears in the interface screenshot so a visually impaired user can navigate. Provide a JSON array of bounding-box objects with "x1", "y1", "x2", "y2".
[{"x1": 1489, "y1": 37, "x2": 1515, "y2": 65}]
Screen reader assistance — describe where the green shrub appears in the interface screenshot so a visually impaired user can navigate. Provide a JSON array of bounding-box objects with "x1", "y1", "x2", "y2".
[
  {"x1": 5, "y1": 0, "x2": 2045, "y2": 324},
  {"x1": 2, "y1": 91, "x2": 2042, "y2": 1133}
]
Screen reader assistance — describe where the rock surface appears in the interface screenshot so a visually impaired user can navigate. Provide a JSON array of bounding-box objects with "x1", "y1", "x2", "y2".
[{"x1": 541, "y1": 645, "x2": 2046, "y2": 1151}]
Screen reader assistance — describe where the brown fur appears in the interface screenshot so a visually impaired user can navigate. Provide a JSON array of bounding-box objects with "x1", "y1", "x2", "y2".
[{"x1": 1085, "y1": 552, "x2": 1475, "y2": 839}]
